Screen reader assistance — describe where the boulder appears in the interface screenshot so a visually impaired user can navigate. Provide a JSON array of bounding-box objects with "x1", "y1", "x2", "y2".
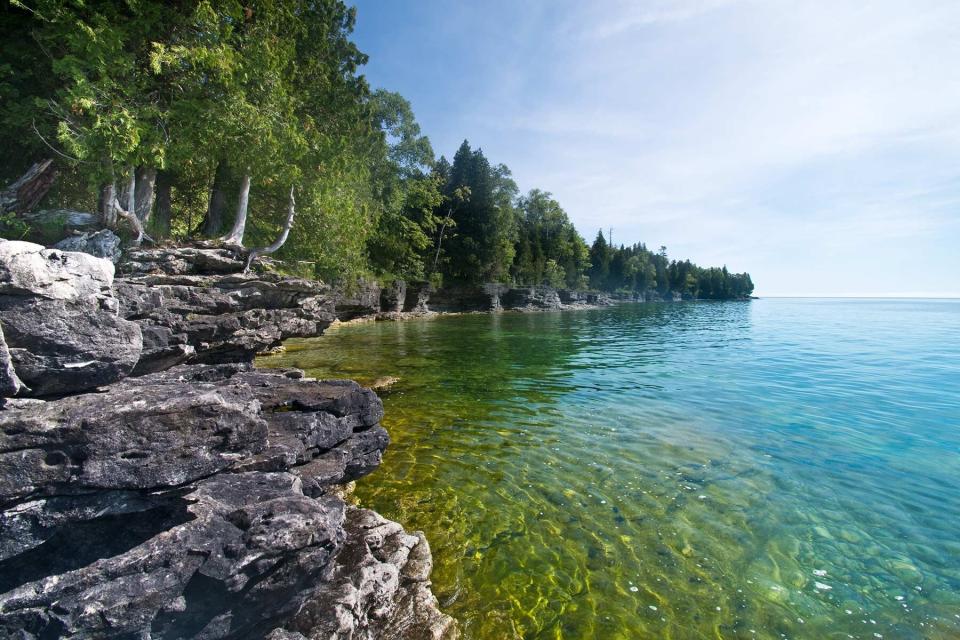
[
  {"x1": 20, "y1": 209, "x2": 100, "y2": 239},
  {"x1": 0, "y1": 296, "x2": 142, "y2": 396},
  {"x1": 0, "y1": 240, "x2": 141, "y2": 396},
  {"x1": 54, "y1": 229, "x2": 122, "y2": 263},
  {"x1": 0, "y1": 239, "x2": 115, "y2": 304}
]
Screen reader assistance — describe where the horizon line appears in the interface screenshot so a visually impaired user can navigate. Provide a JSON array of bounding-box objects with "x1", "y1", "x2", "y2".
[{"x1": 757, "y1": 295, "x2": 960, "y2": 300}]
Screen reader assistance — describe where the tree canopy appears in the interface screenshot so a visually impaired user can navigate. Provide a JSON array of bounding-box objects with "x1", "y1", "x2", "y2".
[{"x1": 0, "y1": 0, "x2": 752, "y2": 298}]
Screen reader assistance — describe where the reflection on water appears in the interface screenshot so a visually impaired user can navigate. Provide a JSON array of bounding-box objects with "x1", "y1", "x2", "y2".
[{"x1": 260, "y1": 299, "x2": 960, "y2": 639}]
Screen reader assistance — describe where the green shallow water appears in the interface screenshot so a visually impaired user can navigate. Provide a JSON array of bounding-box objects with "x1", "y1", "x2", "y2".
[{"x1": 259, "y1": 299, "x2": 960, "y2": 639}]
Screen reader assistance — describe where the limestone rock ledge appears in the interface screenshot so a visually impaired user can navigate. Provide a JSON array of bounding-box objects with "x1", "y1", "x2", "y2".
[
  {"x1": 0, "y1": 239, "x2": 455, "y2": 639},
  {"x1": 0, "y1": 363, "x2": 455, "y2": 639}
]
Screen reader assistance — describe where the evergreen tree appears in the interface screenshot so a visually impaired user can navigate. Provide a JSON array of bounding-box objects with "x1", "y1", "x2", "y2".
[{"x1": 588, "y1": 230, "x2": 611, "y2": 289}]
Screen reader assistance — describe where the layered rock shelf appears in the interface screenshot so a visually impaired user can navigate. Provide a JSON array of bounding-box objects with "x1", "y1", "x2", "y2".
[{"x1": 0, "y1": 240, "x2": 455, "y2": 639}]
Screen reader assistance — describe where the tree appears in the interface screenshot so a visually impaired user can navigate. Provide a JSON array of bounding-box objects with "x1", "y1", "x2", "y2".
[
  {"x1": 512, "y1": 189, "x2": 588, "y2": 288},
  {"x1": 439, "y1": 141, "x2": 517, "y2": 283},
  {"x1": 588, "y1": 230, "x2": 610, "y2": 289},
  {"x1": 366, "y1": 90, "x2": 443, "y2": 279}
]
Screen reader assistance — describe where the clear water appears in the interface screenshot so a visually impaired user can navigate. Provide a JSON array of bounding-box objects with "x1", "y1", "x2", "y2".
[{"x1": 259, "y1": 299, "x2": 960, "y2": 639}]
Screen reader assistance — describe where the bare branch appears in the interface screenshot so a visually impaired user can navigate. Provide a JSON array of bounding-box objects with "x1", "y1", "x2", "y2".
[
  {"x1": 244, "y1": 185, "x2": 296, "y2": 272},
  {"x1": 31, "y1": 121, "x2": 93, "y2": 165},
  {"x1": 112, "y1": 194, "x2": 154, "y2": 246}
]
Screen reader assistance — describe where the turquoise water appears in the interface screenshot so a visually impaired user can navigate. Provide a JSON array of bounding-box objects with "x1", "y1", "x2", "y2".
[{"x1": 261, "y1": 299, "x2": 960, "y2": 639}]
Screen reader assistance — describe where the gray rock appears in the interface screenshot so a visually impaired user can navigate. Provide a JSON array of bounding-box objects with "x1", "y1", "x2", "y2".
[
  {"x1": 0, "y1": 369, "x2": 265, "y2": 504},
  {"x1": 20, "y1": 209, "x2": 100, "y2": 234},
  {"x1": 427, "y1": 284, "x2": 507, "y2": 312},
  {"x1": 0, "y1": 363, "x2": 453, "y2": 639},
  {"x1": 0, "y1": 296, "x2": 142, "y2": 396},
  {"x1": 114, "y1": 273, "x2": 336, "y2": 372},
  {"x1": 380, "y1": 281, "x2": 407, "y2": 314},
  {"x1": 0, "y1": 240, "x2": 455, "y2": 638},
  {"x1": 0, "y1": 239, "x2": 115, "y2": 304},
  {"x1": 54, "y1": 229, "x2": 122, "y2": 263},
  {"x1": 0, "y1": 322, "x2": 24, "y2": 396},
  {"x1": 335, "y1": 279, "x2": 383, "y2": 320},
  {"x1": 402, "y1": 281, "x2": 434, "y2": 314},
  {"x1": 500, "y1": 285, "x2": 562, "y2": 310},
  {"x1": 0, "y1": 240, "x2": 142, "y2": 396},
  {"x1": 120, "y1": 244, "x2": 247, "y2": 276},
  {"x1": 285, "y1": 507, "x2": 457, "y2": 640}
]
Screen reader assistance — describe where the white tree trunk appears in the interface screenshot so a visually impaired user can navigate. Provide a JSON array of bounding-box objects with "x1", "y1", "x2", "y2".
[
  {"x1": 112, "y1": 193, "x2": 151, "y2": 246},
  {"x1": 244, "y1": 186, "x2": 296, "y2": 272},
  {"x1": 109, "y1": 167, "x2": 153, "y2": 246},
  {"x1": 100, "y1": 182, "x2": 118, "y2": 229},
  {"x1": 134, "y1": 167, "x2": 157, "y2": 224},
  {"x1": 221, "y1": 174, "x2": 251, "y2": 246},
  {"x1": 125, "y1": 168, "x2": 136, "y2": 219}
]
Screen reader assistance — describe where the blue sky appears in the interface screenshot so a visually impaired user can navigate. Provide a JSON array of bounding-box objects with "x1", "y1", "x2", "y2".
[{"x1": 350, "y1": 0, "x2": 960, "y2": 297}]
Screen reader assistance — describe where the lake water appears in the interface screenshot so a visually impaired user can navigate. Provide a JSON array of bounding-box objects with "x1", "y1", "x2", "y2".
[{"x1": 260, "y1": 299, "x2": 960, "y2": 639}]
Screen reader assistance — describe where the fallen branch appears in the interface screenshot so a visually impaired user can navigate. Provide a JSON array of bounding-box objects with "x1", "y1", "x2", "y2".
[{"x1": 1, "y1": 159, "x2": 57, "y2": 214}]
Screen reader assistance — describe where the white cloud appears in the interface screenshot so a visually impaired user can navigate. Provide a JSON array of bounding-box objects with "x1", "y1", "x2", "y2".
[{"x1": 468, "y1": 0, "x2": 960, "y2": 294}]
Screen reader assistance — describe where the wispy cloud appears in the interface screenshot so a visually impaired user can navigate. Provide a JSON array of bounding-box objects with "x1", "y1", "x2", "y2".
[
  {"x1": 581, "y1": 0, "x2": 748, "y2": 38},
  {"x1": 353, "y1": 0, "x2": 960, "y2": 296}
]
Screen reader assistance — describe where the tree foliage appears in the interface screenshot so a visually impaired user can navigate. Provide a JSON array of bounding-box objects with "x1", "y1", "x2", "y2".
[{"x1": 1, "y1": 1, "x2": 752, "y2": 297}]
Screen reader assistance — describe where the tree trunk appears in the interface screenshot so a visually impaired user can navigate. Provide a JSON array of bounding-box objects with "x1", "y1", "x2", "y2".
[
  {"x1": 134, "y1": 166, "x2": 157, "y2": 224},
  {"x1": 99, "y1": 182, "x2": 118, "y2": 229},
  {"x1": 244, "y1": 186, "x2": 296, "y2": 272},
  {"x1": 154, "y1": 170, "x2": 172, "y2": 238},
  {"x1": 0, "y1": 159, "x2": 57, "y2": 214},
  {"x1": 220, "y1": 174, "x2": 250, "y2": 246},
  {"x1": 99, "y1": 167, "x2": 153, "y2": 246},
  {"x1": 126, "y1": 168, "x2": 136, "y2": 218},
  {"x1": 202, "y1": 161, "x2": 230, "y2": 236}
]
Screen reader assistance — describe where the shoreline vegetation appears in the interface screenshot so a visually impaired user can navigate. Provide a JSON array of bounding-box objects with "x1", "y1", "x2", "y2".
[{"x1": 1, "y1": 1, "x2": 752, "y2": 302}]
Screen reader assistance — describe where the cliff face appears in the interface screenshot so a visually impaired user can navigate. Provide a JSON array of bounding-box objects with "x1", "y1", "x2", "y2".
[
  {"x1": 339, "y1": 280, "x2": 614, "y2": 318},
  {"x1": 0, "y1": 241, "x2": 455, "y2": 639}
]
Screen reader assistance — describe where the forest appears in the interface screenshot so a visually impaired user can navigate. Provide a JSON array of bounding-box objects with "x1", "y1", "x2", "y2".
[{"x1": 0, "y1": 0, "x2": 752, "y2": 299}]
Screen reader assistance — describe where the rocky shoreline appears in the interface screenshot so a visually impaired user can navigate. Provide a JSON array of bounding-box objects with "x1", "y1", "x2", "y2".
[
  {"x1": 0, "y1": 240, "x2": 455, "y2": 639},
  {"x1": 0, "y1": 239, "x2": 719, "y2": 639}
]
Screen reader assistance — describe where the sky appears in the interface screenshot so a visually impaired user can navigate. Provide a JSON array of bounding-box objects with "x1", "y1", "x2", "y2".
[{"x1": 350, "y1": 0, "x2": 960, "y2": 297}]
